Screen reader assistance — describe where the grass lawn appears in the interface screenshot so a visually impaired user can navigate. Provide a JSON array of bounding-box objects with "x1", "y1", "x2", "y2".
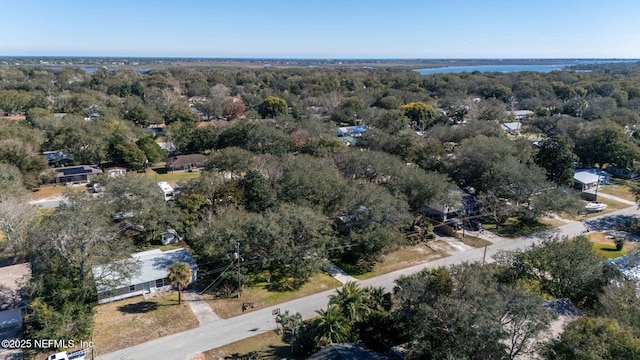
[
  {"x1": 461, "y1": 235, "x2": 492, "y2": 248},
  {"x1": 597, "y1": 184, "x2": 636, "y2": 202},
  {"x1": 30, "y1": 184, "x2": 73, "y2": 200},
  {"x1": 204, "y1": 330, "x2": 303, "y2": 360},
  {"x1": 351, "y1": 240, "x2": 453, "y2": 280},
  {"x1": 539, "y1": 216, "x2": 570, "y2": 228},
  {"x1": 145, "y1": 167, "x2": 201, "y2": 185},
  {"x1": 92, "y1": 292, "x2": 199, "y2": 355},
  {"x1": 205, "y1": 273, "x2": 340, "y2": 319},
  {"x1": 587, "y1": 232, "x2": 637, "y2": 259}
]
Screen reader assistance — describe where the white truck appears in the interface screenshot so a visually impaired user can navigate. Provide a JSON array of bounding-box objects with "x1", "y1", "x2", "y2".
[{"x1": 46, "y1": 348, "x2": 90, "y2": 360}]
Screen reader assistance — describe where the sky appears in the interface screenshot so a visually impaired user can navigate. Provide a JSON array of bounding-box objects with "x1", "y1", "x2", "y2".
[{"x1": 1, "y1": 0, "x2": 639, "y2": 59}]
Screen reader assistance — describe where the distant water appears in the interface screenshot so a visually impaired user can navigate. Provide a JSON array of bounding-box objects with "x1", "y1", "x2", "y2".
[
  {"x1": 415, "y1": 64, "x2": 567, "y2": 74},
  {"x1": 81, "y1": 67, "x2": 150, "y2": 73},
  {"x1": 415, "y1": 60, "x2": 636, "y2": 75}
]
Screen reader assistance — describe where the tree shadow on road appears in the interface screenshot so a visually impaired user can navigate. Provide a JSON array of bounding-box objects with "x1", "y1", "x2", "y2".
[{"x1": 585, "y1": 214, "x2": 637, "y2": 232}]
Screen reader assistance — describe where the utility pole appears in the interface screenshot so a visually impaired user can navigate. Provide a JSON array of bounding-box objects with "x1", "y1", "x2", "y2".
[
  {"x1": 482, "y1": 244, "x2": 488, "y2": 266},
  {"x1": 594, "y1": 168, "x2": 602, "y2": 202},
  {"x1": 235, "y1": 242, "x2": 241, "y2": 298}
]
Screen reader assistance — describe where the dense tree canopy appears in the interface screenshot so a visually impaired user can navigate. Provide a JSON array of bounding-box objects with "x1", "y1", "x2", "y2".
[
  {"x1": 5, "y1": 61, "x2": 640, "y2": 351},
  {"x1": 258, "y1": 95, "x2": 288, "y2": 118}
]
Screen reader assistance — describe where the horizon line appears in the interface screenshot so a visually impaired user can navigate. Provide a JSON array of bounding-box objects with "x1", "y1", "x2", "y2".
[{"x1": 1, "y1": 56, "x2": 639, "y2": 61}]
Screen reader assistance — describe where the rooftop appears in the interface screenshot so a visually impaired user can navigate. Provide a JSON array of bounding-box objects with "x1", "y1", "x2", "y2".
[
  {"x1": 92, "y1": 248, "x2": 197, "y2": 293},
  {"x1": 163, "y1": 154, "x2": 207, "y2": 167},
  {"x1": 0, "y1": 263, "x2": 31, "y2": 310},
  {"x1": 308, "y1": 343, "x2": 390, "y2": 360},
  {"x1": 54, "y1": 165, "x2": 103, "y2": 177},
  {"x1": 574, "y1": 169, "x2": 611, "y2": 185}
]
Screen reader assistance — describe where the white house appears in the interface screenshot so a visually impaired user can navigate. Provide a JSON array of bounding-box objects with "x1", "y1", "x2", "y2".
[
  {"x1": 92, "y1": 248, "x2": 198, "y2": 304},
  {"x1": 573, "y1": 169, "x2": 611, "y2": 192},
  {"x1": 511, "y1": 110, "x2": 534, "y2": 121},
  {"x1": 502, "y1": 122, "x2": 522, "y2": 136}
]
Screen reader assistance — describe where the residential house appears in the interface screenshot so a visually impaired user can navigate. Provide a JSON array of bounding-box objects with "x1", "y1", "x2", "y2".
[
  {"x1": 42, "y1": 150, "x2": 71, "y2": 167},
  {"x1": 157, "y1": 141, "x2": 176, "y2": 155},
  {"x1": 337, "y1": 125, "x2": 368, "y2": 146},
  {"x1": 0, "y1": 263, "x2": 31, "y2": 360},
  {"x1": 93, "y1": 248, "x2": 198, "y2": 304},
  {"x1": 164, "y1": 154, "x2": 207, "y2": 172},
  {"x1": 607, "y1": 164, "x2": 638, "y2": 179},
  {"x1": 53, "y1": 165, "x2": 103, "y2": 184},
  {"x1": 337, "y1": 125, "x2": 368, "y2": 137},
  {"x1": 573, "y1": 169, "x2": 611, "y2": 192},
  {"x1": 502, "y1": 122, "x2": 522, "y2": 136},
  {"x1": 423, "y1": 187, "x2": 477, "y2": 222},
  {"x1": 308, "y1": 343, "x2": 390, "y2": 360},
  {"x1": 510, "y1": 110, "x2": 534, "y2": 121}
]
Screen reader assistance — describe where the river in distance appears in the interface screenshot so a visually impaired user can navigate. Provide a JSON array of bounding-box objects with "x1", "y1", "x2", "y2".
[{"x1": 415, "y1": 60, "x2": 637, "y2": 75}]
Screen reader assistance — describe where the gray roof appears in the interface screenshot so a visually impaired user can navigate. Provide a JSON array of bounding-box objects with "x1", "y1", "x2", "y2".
[
  {"x1": 543, "y1": 298, "x2": 583, "y2": 317},
  {"x1": 92, "y1": 248, "x2": 197, "y2": 293},
  {"x1": 54, "y1": 165, "x2": 102, "y2": 177},
  {"x1": 574, "y1": 169, "x2": 611, "y2": 185},
  {"x1": 512, "y1": 110, "x2": 534, "y2": 117},
  {"x1": 609, "y1": 252, "x2": 640, "y2": 282},
  {"x1": 502, "y1": 122, "x2": 521, "y2": 131},
  {"x1": 308, "y1": 343, "x2": 390, "y2": 360},
  {"x1": 164, "y1": 154, "x2": 207, "y2": 167}
]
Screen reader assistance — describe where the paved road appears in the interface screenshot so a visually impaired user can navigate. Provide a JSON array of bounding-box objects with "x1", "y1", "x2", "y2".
[{"x1": 97, "y1": 205, "x2": 639, "y2": 360}]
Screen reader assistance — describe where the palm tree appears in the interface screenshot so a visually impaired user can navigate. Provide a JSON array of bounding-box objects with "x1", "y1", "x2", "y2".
[
  {"x1": 329, "y1": 281, "x2": 369, "y2": 322},
  {"x1": 313, "y1": 305, "x2": 352, "y2": 346},
  {"x1": 168, "y1": 261, "x2": 192, "y2": 304},
  {"x1": 363, "y1": 285, "x2": 387, "y2": 311}
]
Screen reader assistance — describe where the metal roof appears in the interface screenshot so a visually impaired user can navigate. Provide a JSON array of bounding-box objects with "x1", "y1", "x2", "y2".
[
  {"x1": 93, "y1": 248, "x2": 197, "y2": 293},
  {"x1": 573, "y1": 169, "x2": 610, "y2": 185}
]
